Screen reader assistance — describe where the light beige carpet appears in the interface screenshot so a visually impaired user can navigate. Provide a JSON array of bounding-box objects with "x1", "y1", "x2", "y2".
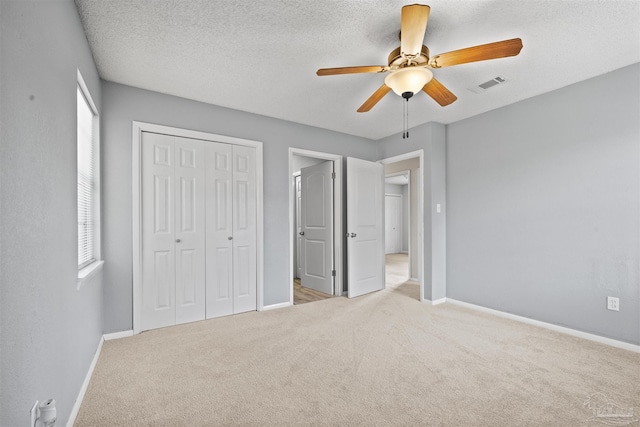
[{"x1": 76, "y1": 260, "x2": 639, "y2": 426}]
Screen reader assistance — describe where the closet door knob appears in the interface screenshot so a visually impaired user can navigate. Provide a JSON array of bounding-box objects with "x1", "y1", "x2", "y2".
[
  {"x1": 175, "y1": 239, "x2": 181, "y2": 243},
  {"x1": 299, "y1": 231, "x2": 305, "y2": 236},
  {"x1": 228, "y1": 236, "x2": 233, "y2": 240}
]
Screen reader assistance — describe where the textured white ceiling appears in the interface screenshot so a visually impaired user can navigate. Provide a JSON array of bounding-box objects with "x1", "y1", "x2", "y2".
[{"x1": 75, "y1": 0, "x2": 640, "y2": 140}]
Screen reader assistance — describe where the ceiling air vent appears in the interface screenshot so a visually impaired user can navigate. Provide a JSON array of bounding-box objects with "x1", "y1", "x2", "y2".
[{"x1": 468, "y1": 76, "x2": 507, "y2": 94}]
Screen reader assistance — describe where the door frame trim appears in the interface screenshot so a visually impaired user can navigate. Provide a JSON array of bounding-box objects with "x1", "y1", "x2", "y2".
[
  {"x1": 288, "y1": 148, "x2": 343, "y2": 305},
  {"x1": 132, "y1": 121, "x2": 264, "y2": 335},
  {"x1": 379, "y1": 150, "x2": 424, "y2": 302},
  {"x1": 292, "y1": 172, "x2": 301, "y2": 280}
]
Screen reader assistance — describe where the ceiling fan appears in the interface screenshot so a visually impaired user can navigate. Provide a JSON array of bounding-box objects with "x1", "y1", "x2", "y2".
[{"x1": 316, "y1": 4, "x2": 523, "y2": 113}]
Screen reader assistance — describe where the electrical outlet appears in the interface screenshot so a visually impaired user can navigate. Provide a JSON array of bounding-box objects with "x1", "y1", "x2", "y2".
[
  {"x1": 30, "y1": 400, "x2": 39, "y2": 427},
  {"x1": 607, "y1": 296, "x2": 619, "y2": 311}
]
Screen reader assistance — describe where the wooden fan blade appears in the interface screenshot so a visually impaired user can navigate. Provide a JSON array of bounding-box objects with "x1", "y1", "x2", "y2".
[
  {"x1": 400, "y1": 4, "x2": 430, "y2": 57},
  {"x1": 429, "y1": 38, "x2": 523, "y2": 68},
  {"x1": 317, "y1": 66, "x2": 388, "y2": 76},
  {"x1": 357, "y1": 84, "x2": 392, "y2": 112},
  {"x1": 422, "y1": 78, "x2": 457, "y2": 106}
]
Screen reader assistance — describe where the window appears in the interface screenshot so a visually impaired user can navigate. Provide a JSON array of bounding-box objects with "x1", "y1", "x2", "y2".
[{"x1": 77, "y1": 71, "x2": 101, "y2": 277}]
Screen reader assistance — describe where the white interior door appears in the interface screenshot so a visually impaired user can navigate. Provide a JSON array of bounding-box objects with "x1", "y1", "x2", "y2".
[
  {"x1": 205, "y1": 142, "x2": 233, "y2": 318},
  {"x1": 141, "y1": 132, "x2": 206, "y2": 331},
  {"x1": 232, "y1": 145, "x2": 257, "y2": 314},
  {"x1": 347, "y1": 157, "x2": 385, "y2": 298},
  {"x1": 174, "y1": 137, "x2": 206, "y2": 325},
  {"x1": 205, "y1": 144, "x2": 257, "y2": 318},
  {"x1": 385, "y1": 195, "x2": 402, "y2": 254},
  {"x1": 295, "y1": 175, "x2": 303, "y2": 279},
  {"x1": 300, "y1": 161, "x2": 334, "y2": 295},
  {"x1": 142, "y1": 133, "x2": 175, "y2": 331}
]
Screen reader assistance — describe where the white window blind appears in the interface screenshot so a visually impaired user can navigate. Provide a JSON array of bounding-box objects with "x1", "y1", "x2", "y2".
[{"x1": 77, "y1": 85, "x2": 97, "y2": 269}]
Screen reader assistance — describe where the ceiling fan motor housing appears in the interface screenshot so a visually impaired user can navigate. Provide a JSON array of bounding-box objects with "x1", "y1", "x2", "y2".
[{"x1": 388, "y1": 45, "x2": 430, "y2": 67}]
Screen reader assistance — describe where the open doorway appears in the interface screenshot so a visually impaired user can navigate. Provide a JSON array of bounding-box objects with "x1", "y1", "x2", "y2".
[
  {"x1": 381, "y1": 152, "x2": 423, "y2": 301},
  {"x1": 385, "y1": 172, "x2": 410, "y2": 285},
  {"x1": 288, "y1": 149, "x2": 343, "y2": 306}
]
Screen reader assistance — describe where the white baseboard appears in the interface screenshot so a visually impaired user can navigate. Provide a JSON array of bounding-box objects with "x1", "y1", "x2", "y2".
[
  {"x1": 424, "y1": 297, "x2": 446, "y2": 306},
  {"x1": 67, "y1": 336, "x2": 104, "y2": 427},
  {"x1": 447, "y1": 298, "x2": 640, "y2": 353},
  {"x1": 104, "y1": 330, "x2": 134, "y2": 341},
  {"x1": 261, "y1": 301, "x2": 292, "y2": 311},
  {"x1": 67, "y1": 330, "x2": 135, "y2": 426},
  {"x1": 409, "y1": 277, "x2": 419, "y2": 282}
]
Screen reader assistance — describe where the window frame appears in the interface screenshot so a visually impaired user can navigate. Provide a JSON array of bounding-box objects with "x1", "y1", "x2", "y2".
[{"x1": 77, "y1": 70, "x2": 103, "y2": 287}]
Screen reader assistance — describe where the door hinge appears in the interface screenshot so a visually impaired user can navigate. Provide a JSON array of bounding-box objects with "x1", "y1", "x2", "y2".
[
  {"x1": 331, "y1": 172, "x2": 336, "y2": 179},
  {"x1": 332, "y1": 269, "x2": 336, "y2": 277}
]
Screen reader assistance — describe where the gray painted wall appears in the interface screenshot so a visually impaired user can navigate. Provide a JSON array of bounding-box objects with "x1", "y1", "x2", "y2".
[
  {"x1": 292, "y1": 155, "x2": 326, "y2": 173},
  {"x1": 101, "y1": 81, "x2": 377, "y2": 332},
  {"x1": 446, "y1": 63, "x2": 640, "y2": 345},
  {"x1": 430, "y1": 125, "x2": 447, "y2": 301},
  {"x1": 0, "y1": 1, "x2": 104, "y2": 425},
  {"x1": 385, "y1": 183, "x2": 404, "y2": 195},
  {"x1": 378, "y1": 122, "x2": 448, "y2": 300}
]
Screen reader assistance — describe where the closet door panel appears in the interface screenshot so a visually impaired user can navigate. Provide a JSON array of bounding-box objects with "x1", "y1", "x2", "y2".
[
  {"x1": 174, "y1": 138, "x2": 206, "y2": 325},
  {"x1": 232, "y1": 145, "x2": 257, "y2": 314},
  {"x1": 205, "y1": 142, "x2": 234, "y2": 318},
  {"x1": 141, "y1": 132, "x2": 176, "y2": 331}
]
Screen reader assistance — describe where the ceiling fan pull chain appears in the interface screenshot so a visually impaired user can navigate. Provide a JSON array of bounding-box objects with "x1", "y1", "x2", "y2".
[
  {"x1": 402, "y1": 98, "x2": 407, "y2": 139},
  {"x1": 402, "y1": 96, "x2": 410, "y2": 139},
  {"x1": 401, "y1": 91, "x2": 413, "y2": 139},
  {"x1": 406, "y1": 97, "x2": 409, "y2": 139}
]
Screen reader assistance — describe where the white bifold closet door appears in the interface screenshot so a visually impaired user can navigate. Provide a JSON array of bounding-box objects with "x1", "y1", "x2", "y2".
[
  {"x1": 205, "y1": 143, "x2": 257, "y2": 318},
  {"x1": 141, "y1": 132, "x2": 206, "y2": 331},
  {"x1": 141, "y1": 132, "x2": 257, "y2": 331}
]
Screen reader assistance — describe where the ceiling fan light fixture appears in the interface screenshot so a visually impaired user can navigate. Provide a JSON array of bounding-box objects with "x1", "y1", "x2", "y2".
[{"x1": 384, "y1": 67, "x2": 433, "y2": 96}]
